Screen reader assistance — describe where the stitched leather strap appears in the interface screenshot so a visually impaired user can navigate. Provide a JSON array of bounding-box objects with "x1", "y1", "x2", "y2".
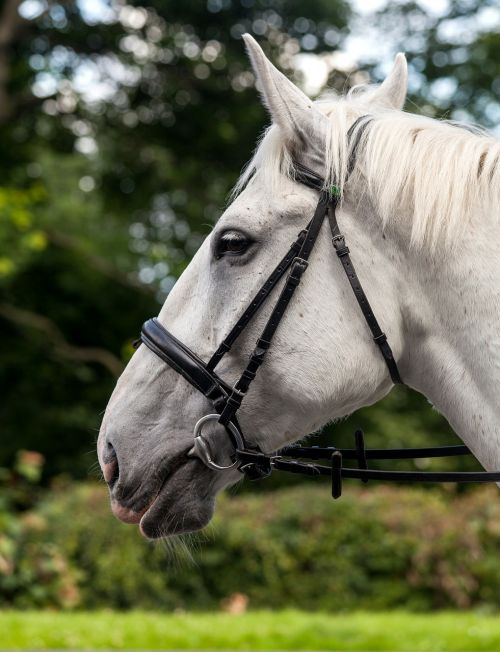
[
  {"x1": 206, "y1": 226, "x2": 309, "y2": 372},
  {"x1": 218, "y1": 192, "x2": 333, "y2": 427},
  {"x1": 141, "y1": 318, "x2": 249, "y2": 452},
  {"x1": 141, "y1": 318, "x2": 230, "y2": 400},
  {"x1": 277, "y1": 443, "x2": 471, "y2": 460},
  {"x1": 271, "y1": 459, "x2": 500, "y2": 484},
  {"x1": 327, "y1": 208, "x2": 403, "y2": 384},
  {"x1": 235, "y1": 448, "x2": 500, "y2": 490},
  {"x1": 291, "y1": 114, "x2": 402, "y2": 385}
]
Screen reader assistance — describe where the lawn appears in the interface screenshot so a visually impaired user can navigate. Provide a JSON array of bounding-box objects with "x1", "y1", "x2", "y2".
[{"x1": 2, "y1": 610, "x2": 500, "y2": 650}]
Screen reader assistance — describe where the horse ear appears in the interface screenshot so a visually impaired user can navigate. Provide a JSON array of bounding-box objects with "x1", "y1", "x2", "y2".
[
  {"x1": 242, "y1": 33, "x2": 329, "y2": 147},
  {"x1": 369, "y1": 53, "x2": 408, "y2": 110}
]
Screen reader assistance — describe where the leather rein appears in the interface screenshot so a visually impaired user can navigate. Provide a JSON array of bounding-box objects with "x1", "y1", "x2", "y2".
[{"x1": 138, "y1": 116, "x2": 500, "y2": 498}]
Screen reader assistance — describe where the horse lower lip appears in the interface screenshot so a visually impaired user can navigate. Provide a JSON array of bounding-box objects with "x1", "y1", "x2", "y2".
[
  {"x1": 138, "y1": 458, "x2": 200, "y2": 538},
  {"x1": 112, "y1": 468, "x2": 172, "y2": 525},
  {"x1": 139, "y1": 494, "x2": 161, "y2": 522},
  {"x1": 139, "y1": 490, "x2": 169, "y2": 538},
  {"x1": 138, "y1": 472, "x2": 174, "y2": 523},
  {"x1": 138, "y1": 469, "x2": 178, "y2": 535}
]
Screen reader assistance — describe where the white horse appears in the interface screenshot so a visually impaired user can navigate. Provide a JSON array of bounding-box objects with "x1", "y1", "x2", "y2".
[{"x1": 98, "y1": 35, "x2": 500, "y2": 538}]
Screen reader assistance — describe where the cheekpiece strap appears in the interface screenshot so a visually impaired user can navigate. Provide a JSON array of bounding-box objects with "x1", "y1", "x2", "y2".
[{"x1": 292, "y1": 115, "x2": 403, "y2": 385}]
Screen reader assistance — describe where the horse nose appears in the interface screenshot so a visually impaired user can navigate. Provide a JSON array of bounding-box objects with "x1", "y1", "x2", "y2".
[
  {"x1": 98, "y1": 437, "x2": 151, "y2": 525},
  {"x1": 101, "y1": 438, "x2": 119, "y2": 487}
]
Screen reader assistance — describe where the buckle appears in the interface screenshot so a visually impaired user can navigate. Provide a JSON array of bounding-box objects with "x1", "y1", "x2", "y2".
[
  {"x1": 292, "y1": 257, "x2": 309, "y2": 271},
  {"x1": 332, "y1": 235, "x2": 350, "y2": 257},
  {"x1": 289, "y1": 257, "x2": 309, "y2": 285},
  {"x1": 240, "y1": 459, "x2": 273, "y2": 481},
  {"x1": 236, "y1": 450, "x2": 273, "y2": 481}
]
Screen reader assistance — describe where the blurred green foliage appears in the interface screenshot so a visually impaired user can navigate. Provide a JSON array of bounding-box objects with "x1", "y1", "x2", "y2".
[
  {"x1": 369, "y1": 1, "x2": 500, "y2": 127},
  {"x1": 0, "y1": 0, "x2": 498, "y2": 479},
  {"x1": 0, "y1": 451, "x2": 80, "y2": 608},
  {"x1": 0, "y1": 185, "x2": 47, "y2": 279},
  {"x1": 2, "y1": 470, "x2": 500, "y2": 611}
]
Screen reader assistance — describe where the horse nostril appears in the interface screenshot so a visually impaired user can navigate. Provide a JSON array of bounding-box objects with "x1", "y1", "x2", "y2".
[{"x1": 102, "y1": 440, "x2": 119, "y2": 486}]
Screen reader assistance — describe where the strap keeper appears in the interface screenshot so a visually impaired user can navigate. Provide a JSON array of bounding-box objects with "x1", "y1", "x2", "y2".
[
  {"x1": 331, "y1": 450, "x2": 343, "y2": 499},
  {"x1": 373, "y1": 332, "x2": 387, "y2": 345},
  {"x1": 290, "y1": 256, "x2": 309, "y2": 280},
  {"x1": 252, "y1": 339, "x2": 271, "y2": 362},
  {"x1": 335, "y1": 246, "x2": 350, "y2": 258},
  {"x1": 332, "y1": 235, "x2": 350, "y2": 258},
  {"x1": 354, "y1": 429, "x2": 369, "y2": 484},
  {"x1": 218, "y1": 388, "x2": 245, "y2": 425},
  {"x1": 241, "y1": 368, "x2": 257, "y2": 383},
  {"x1": 227, "y1": 389, "x2": 245, "y2": 409},
  {"x1": 289, "y1": 258, "x2": 309, "y2": 285}
]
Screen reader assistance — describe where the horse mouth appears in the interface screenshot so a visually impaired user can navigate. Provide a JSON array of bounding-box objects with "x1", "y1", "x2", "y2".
[{"x1": 138, "y1": 458, "x2": 215, "y2": 539}]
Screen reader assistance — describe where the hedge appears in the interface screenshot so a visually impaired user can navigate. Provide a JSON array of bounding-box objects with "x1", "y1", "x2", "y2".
[{"x1": 2, "y1": 477, "x2": 500, "y2": 610}]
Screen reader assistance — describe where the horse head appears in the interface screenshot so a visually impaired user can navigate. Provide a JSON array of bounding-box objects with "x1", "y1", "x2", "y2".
[{"x1": 98, "y1": 35, "x2": 500, "y2": 538}]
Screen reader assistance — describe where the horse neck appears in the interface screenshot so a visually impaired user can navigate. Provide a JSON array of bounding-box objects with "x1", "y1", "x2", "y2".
[{"x1": 397, "y1": 209, "x2": 500, "y2": 470}]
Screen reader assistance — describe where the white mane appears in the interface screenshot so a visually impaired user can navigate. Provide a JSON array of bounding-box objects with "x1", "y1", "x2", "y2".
[{"x1": 235, "y1": 89, "x2": 500, "y2": 249}]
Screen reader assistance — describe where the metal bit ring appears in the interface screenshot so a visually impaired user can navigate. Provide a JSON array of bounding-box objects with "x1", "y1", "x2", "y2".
[{"x1": 191, "y1": 414, "x2": 244, "y2": 471}]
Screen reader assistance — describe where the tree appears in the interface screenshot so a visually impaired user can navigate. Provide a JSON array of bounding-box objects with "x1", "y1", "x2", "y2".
[
  {"x1": 366, "y1": 0, "x2": 500, "y2": 126},
  {"x1": 0, "y1": 0, "x2": 352, "y2": 477},
  {"x1": 0, "y1": 0, "x2": 497, "y2": 479}
]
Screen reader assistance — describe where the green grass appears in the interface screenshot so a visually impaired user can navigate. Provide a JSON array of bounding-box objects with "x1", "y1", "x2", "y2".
[{"x1": 2, "y1": 610, "x2": 500, "y2": 650}]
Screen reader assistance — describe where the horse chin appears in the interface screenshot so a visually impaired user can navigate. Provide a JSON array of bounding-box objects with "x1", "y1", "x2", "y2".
[{"x1": 138, "y1": 459, "x2": 217, "y2": 539}]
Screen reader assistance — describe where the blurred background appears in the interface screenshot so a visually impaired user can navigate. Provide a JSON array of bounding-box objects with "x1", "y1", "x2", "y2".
[{"x1": 1, "y1": 0, "x2": 500, "y2": 640}]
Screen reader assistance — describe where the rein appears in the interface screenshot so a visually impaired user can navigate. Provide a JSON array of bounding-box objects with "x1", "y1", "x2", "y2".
[{"x1": 138, "y1": 116, "x2": 500, "y2": 496}]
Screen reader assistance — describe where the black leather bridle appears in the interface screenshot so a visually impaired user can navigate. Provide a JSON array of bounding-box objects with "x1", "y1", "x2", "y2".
[{"x1": 138, "y1": 117, "x2": 500, "y2": 497}]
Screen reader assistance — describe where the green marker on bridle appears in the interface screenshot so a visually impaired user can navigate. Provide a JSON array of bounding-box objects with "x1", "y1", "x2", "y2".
[{"x1": 329, "y1": 184, "x2": 342, "y2": 198}]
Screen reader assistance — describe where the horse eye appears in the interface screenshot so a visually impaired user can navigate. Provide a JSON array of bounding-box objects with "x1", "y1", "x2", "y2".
[{"x1": 215, "y1": 231, "x2": 253, "y2": 259}]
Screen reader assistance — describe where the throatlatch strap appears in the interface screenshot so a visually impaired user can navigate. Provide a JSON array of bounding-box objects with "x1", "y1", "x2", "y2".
[{"x1": 327, "y1": 208, "x2": 402, "y2": 384}]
